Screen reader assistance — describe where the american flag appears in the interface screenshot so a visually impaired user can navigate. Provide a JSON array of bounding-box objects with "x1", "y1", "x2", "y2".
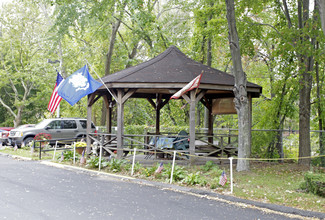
[
  {"x1": 48, "y1": 72, "x2": 64, "y2": 114},
  {"x1": 60, "y1": 152, "x2": 64, "y2": 162},
  {"x1": 170, "y1": 71, "x2": 203, "y2": 99},
  {"x1": 155, "y1": 162, "x2": 164, "y2": 173},
  {"x1": 80, "y1": 149, "x2": 86, "y2": 165},
  {"x1": 219, "y1": 170, "x2": 227, "y2": 186}
]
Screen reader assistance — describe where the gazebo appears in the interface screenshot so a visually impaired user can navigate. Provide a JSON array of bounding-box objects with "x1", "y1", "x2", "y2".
[{"x1": 86, "y1": 45, "x2": 262, "y2": 160}]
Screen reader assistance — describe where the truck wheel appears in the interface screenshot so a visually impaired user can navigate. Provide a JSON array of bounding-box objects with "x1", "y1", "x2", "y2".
[{"x1": 24, "y1": 137, "x2": 34, "y2": 147}]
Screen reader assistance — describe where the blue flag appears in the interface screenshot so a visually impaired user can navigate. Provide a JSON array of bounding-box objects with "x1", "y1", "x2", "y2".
[{"x1": 57, "y1": 65, "x2": 103, "y2": 106}]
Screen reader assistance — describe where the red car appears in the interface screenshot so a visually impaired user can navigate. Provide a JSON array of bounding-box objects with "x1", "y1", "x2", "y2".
[{"x1": 0, "y1": 127, "x2": 14, "y2": 146}]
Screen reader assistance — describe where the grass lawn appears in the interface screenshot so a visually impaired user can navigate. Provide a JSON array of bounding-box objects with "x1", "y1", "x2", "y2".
[
  {"x1": 1, "y1": 146, "x2": 324, "y2": 213},
  {"x1": 230, "y1": 162, "x2": 325, "y2": 213}
]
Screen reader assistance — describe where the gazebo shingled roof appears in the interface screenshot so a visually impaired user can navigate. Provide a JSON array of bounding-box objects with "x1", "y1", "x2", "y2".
[{"x1": 99, "y1": 45, "x2": 262, "y2": 98}]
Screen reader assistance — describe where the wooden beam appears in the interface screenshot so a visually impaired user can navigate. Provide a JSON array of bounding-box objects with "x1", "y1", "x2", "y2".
[
  {"x1": 207, "y1": 99, "x2": 213, "y2": 144},
  {"x1": 121, "y1": 89, "x2": 137, "y2": 104},
  {"x1": 88, "y1": 93, "x2": 96, "y2": 106},
  {"x1": 189, "y1": 90, "x2": 196, "y2": 165},
  {"x1": 86, "y1": 95, "x2": 92, "y2": 155},
  {"x1": 103, "y1": 95, "x2": 112, "y2": 140},
  {"x1": 182, "y1": 94, "x2": 191, "y2": 103},
  {"x1": 110, "y1": 89, "x2": 117, "y2": 101},
  {"x1": 146, "y1": 98, "x2": 156, "y2": 108},
  {"x1": 160, "y1": 98, "x2": 170, "y2": 109},
  {"x1": 91, "y1": 94, "x2": 102, "y2": 106},
  {"x1": 116, "y1": 89, "x2": 124, "y2": 159},
  {"x1": 147, "y1": 95, "x2": 170, "y2": 135},
  {"x1": 155, "y1": 94, "x2": 163, "y2": 135},
  {"x1": 195, "y1": 90, "x2": 207, "y2": 103}
]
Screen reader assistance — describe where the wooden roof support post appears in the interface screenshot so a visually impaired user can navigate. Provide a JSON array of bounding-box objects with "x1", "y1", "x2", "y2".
[
  {"x1": 116, "y1": 89, "x2": 136, "y2": 159},
  {"x1": 183, "y1": 90, "x2": 206, "y2": 165},
  {"x1": 201, "y1": 97, "x2": 213, "y2": 144},
  {"x1": 249, "y1": 93, "x2": 252, "y2": 156},
  {"x1": 87, "y1": 94, "x2": 95, "y2": 155},
  {"x1": 155, "y1": 95, "x2": 161, "y2": 135},
  {"x1": 207, "y1": 99, "x2": 214, "y2": 145},
  {"x1": 103, "y1": 95, "x2": 114, "y2": 141},
  {"x1": 116, "y1": 89, "x2": 124, "y2": 159},
  {"x1": 189, "y1": 90, "x2": 196, "y2": 165},
  {"x1": 147, "y1": 95, "x2": 169, "y2": 135}
]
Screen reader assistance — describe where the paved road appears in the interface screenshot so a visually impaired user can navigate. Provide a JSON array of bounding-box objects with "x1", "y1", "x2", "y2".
[{"x1": 0, "y1": 155, "x2": 322, "y2": 220}]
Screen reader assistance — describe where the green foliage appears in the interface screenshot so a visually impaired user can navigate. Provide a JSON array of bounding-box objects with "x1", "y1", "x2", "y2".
[
  {"x1": 182, "y1": 172, "x2": 207, "y2": 186},
  {"x1": 311, "y1": 150, "x2": 323, "y2": 167},
  {"x1": 201, "y1": 161, "x2": 216, "y2": 172},
  {"x1": 107, "y1": 158, "x2": 129, "y2": 173},
  {"x1": 58, "y1": 150, "x2": 79, "y2": 162},
  {"x1": 86, "y1": 156, "x2": 108, "y2": 169},
  {"x1": 163, "y1": 164, "x2": 187, "y2": 182},
  {"x1": 132, "y1": 161, "x2": 143, "y2": 174},
  {"x1": 301, "y1": 172, "x2": 325, "y2": 197},
  {"x1": 283, "y1": 134, "x2": 299, "y2": 160},
  {"x1": 141, "y1": 166, "x2": 158, "y2": 177}
]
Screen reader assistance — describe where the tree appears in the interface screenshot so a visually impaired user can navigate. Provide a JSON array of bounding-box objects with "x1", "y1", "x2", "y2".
[
  {"x1": 0, "y1": 1, "x2": 52, "y2": 126},
  {"x1": 225, "y1": 0, "x2": 251, "y2": 171},
  {"x1": 297, "y1": 0, "x2": 317, "y2": 165}
]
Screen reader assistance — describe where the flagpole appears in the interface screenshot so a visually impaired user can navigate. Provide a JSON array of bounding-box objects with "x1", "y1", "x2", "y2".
[
  {"x1": 85, "y1": 59, "x2": 117, "y2": 100},
  {"x1": 56, "y1": 104, "x2": 60, "y2": 118}
]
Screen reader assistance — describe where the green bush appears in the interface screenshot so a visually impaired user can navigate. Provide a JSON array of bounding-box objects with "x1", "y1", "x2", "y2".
[
  {"x1": 107, "y1": 158, "x2": 129, "y2": 172},
  {"x1": 58, "y1": 150, "x2": 79, "y2": 162},
  {"x1": 163, "y1": 164, "x2": 187, "y2": 182},
  {"x1": 182, "y1": 172, "x2": 207, "y2": 186},
  {"x1": 201, "y1": 161, "x2": 215, "y2": 172},
  {"x1": 133, "y1": 161, "x2": 143, "y2": 174},
  {"x1": 86, "y1": 156, "x2": 109, "y2": 168},
  {"x1": 302, "y1": 172, "x2": 325, "y2": 197},
  {"x1": 210, "y1": 177, "x2": 221, "y2": 189}
]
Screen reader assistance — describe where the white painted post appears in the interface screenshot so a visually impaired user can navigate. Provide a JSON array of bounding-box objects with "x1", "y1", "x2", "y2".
[
  {"x1": 52, "y1": 141, "x2": 58, "y2": 161},
  {"x1": 131, "y1": 148, "x2": 137, "y2": 176},
  {"x1": 99, "y1": 143, "x2": 103, "y2": 171},
  {"x1": 73, "y1": 142, "x2": 76, "y2": 164},
  {"x1": 170, "y1": 151, "x2": 176, "y2": 184},
  {"x1": 229, "y1": 157, "x2": 233, "y2": 194}
]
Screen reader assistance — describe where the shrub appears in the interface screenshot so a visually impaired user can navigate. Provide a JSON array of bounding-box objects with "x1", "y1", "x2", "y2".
[
  {"x1": 301, "y1": 172, "x2": 325, "y2": 197},
  {"x1": 132, "y1": 161, "x2": 143, "y2": 174},
  {"x1": 210, "y1": 177, "x2": 220, "y2": 189},
  {"x1": 182, "y1": 172, "x2": 207, "y2": 186},
  {"x1": 141, "y1": 167, "x2": 154, "y2": 177},
  {"x1": 34, "y1": 133, "x2": 52, "y2": 147},
  {"x1": 34, "y1": 133, "x2": 52, "y2": 141},
  {"x1": 107, "y1": 158, "x2": 129, "y2": 172},
  {"x1": 86, "y1": 156, "x2": 108, "y2": 169},
  {"x1": 163, "y1": 164, "x2": 187, "y2": 182},
  {"x1": 201, "y1": 161, "x2": 217, "y2": 172},
  {"x1": 58, "y1": 150, "x2": 79, "y2": 162}
]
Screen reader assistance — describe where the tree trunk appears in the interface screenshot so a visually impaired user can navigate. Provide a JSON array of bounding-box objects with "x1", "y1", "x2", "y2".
[
  {"x1": 204, "y1": 38, "x2": 212, "y2": 129},
  {"x1": 105, "y1": 20, "x2": 121, "y2": 76},
  {"x1": 316, "y1": 0, "x2": 325, "y2": 35},
  {"x1": 298, "y1": 0, "x2": 315, "y2": 165},
  {"x1": 225, "y1": 0, "x2": 250, "y2": 171},
  {"x1": 102, "y1": 3, "x2": 125, "y2": 125},
  {"x1": 315, "y1": 53, "x2": 325, "y2": 167},
  {"x1": 316, "y1": 1, "x2": 325, "y2": 167}
]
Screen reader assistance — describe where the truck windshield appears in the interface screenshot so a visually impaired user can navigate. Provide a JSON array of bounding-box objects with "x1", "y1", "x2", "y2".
[{"x1": 34, "y1": 119, "x2": 51, "y2": 128}]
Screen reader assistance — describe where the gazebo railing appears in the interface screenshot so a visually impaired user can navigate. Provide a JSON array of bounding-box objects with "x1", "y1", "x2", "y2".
[{"x1": 88, "y1": 131, "x2": 238, "y2": 159}]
